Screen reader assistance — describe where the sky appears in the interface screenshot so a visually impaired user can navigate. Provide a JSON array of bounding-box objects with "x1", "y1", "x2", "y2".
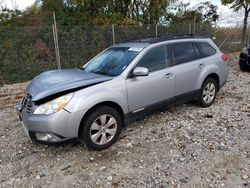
[
  {"x1": 183, "y1": 0, "x2": 244, "y2": 27},
  {"x1": 1, "y1": 0, "x2": 245, "y2": 27},
  {"x1": 1, "y1": 0, "x2": 35, "y2": 10}
]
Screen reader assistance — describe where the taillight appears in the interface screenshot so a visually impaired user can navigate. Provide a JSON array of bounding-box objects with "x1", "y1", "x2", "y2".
[{"x1": 221, "y1": 54, "x2": 228, "y2": 61}]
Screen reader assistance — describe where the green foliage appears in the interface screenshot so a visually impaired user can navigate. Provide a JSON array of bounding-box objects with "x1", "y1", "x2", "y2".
[
  {"x1": 0, "y1": 7, "x2": 22, "y2": 24},
  {"x1": 0, "y1": 0, "x2": 220, "y2": 84},
  {"x1": 166, "y1": 1, "x2": 219, "y2": 26}
]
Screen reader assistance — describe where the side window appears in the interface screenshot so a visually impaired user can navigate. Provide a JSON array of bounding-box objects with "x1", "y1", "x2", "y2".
[
  {"x1": 194, "y1": 43, "x2": 202, "y2": 59},
  {"x1": 136, "y1": 45, "x2": 167, "y2": 72},
  {"x1": 172, "y1": 42, "x2": 196, "y2": 65},
  {"x1": 198, "y1": 42, "x2": 216, "y2": 57}
]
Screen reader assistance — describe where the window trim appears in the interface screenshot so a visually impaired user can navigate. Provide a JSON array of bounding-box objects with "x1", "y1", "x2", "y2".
[
  {"x1": 196, "y1": 42, "x2": 217, "y2": 58},
  {"x1": 193, "y1": 42, "x2": 203, "y2": 59},
  {"x1": 170, "y1": 42, "x2": 199, "y2": 65},
  {"x1": 127, "y1": 44, "x2": 170, "y2": 78}
]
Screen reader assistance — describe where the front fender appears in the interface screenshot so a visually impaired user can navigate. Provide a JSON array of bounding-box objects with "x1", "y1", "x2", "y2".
[{"x1": 64, "y1": 78, "x2": 128, "y2": 115}]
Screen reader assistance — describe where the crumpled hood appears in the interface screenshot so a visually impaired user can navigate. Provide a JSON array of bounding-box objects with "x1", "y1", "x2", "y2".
[{"x1": 27, "y1": 69, "x2": 112, "y2": 101}]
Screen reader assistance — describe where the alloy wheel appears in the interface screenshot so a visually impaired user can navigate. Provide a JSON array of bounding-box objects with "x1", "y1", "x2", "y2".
[
  {"x1": 202, "y1": 82, "x2": 216, "y2": 104},
  {"x1": 89, "y1": 114, "x2": 117, "y2": 145}
]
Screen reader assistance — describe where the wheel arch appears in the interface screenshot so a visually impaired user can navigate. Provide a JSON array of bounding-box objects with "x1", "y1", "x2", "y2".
[
  {"x1": 78, "y1": 101, "x2": 126, "y2": 137},
  {"x1": 202, "y1": 73, "x2": 220, "y2": 91}
]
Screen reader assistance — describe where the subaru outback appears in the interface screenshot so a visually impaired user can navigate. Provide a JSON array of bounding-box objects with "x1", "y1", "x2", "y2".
[{"x1": 16, "y1": 35, "x2": 228, "y2": 150}]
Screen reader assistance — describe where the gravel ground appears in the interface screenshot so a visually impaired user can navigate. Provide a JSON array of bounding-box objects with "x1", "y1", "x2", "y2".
[{"x1": 0, "y1": 53, "x2": 249, "y2": 188}]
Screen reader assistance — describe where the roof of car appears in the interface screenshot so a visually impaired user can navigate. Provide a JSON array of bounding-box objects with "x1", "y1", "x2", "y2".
[
  {"x1": 113, "y1": 34, "x2": 209, "y2": 49},
  {"x1": 113, "y1": 42, "x2": 150, "y2": 49},
  {"x1": 126, "y1": 34, "x2": 209, "y2": 43}
]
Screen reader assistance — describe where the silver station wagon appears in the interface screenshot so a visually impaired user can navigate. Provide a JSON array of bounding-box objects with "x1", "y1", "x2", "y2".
[{"x1": 16, "y1": 35, "x2": 228, "y2": 150}]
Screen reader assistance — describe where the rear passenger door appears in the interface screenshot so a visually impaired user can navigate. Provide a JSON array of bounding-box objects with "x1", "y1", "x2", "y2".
[{"x1": 170, "y1": 42, "x2": 204, "y2": 96}]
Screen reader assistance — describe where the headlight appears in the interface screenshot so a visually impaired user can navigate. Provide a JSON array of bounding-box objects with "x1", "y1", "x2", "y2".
[{"x1": 34, "y1": 93, "x2": 73, "y2": 115}]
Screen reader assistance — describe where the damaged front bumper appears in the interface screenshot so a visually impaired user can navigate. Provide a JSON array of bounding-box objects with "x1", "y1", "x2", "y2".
[{"x1": 16, "y1": 102, "x2": 82, "y2": 145}]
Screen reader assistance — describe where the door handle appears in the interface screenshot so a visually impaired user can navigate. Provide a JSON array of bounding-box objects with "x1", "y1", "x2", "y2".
[
  {"x1": 164, "y1": 73, "x2": 174, "y2": 79},
  {"x1": 197, "y1": 64, "x2": 205, "y2": 69}
]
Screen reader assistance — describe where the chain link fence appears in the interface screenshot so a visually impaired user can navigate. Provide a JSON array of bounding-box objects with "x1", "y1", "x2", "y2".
[{"x1": 0, "y1": 22, "x2": 245, "y2": 85}]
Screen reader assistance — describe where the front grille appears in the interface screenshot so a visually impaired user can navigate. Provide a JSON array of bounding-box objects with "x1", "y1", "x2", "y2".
[
  {"x1": 26, "y1": 102, "x2": 32, "y2": 113},
  {"x1": 23, "y1": 93, "x2": 33, "y2": 113}
]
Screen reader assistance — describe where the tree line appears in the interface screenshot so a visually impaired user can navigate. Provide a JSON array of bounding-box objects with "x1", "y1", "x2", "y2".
[
  {"x1": 0, "y1": 0, "x2": 219, "y2": 27},
  {"x1": 0, "y1": 0, "x2": 248, "y2": 85},
  {"x1": 1, "y1": 0, "x2": 249, "y2": 44}
]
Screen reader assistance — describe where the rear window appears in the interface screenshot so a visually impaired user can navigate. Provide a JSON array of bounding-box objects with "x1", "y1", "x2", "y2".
[
  {"x1": 198, "y1": 42, "x2": 216, "y2": 57},
  {"x1": 172, "y1": 42, "x2": 196, "y2": 64}
]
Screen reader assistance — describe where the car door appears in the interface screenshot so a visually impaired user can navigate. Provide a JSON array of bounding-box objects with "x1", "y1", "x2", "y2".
[
  {"x1": 126, "y1": 44, "x2": 175, "y2": 112},
  {"x1": 170, "y1": 42, "x2": 204, "y2": 96}
]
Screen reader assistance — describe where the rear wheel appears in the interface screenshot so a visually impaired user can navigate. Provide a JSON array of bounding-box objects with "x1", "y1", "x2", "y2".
[
  {"x1": 80, "y1": 106, "x2": 122, "y2": 150},
  {"x1": 197, "y1": 78, "x2": 218, "y2": 107}
]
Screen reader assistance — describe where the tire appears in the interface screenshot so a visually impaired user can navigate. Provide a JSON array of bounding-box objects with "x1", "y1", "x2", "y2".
[
  {"x1": 239, "y1": 60, "x2": 250, "y2": 71},
  {"x1": 197, "y1": 78, "x2": 218, "y2": 107},
  {"x1": 80, "y1": 106, "x2": 122, "y2": 150}
]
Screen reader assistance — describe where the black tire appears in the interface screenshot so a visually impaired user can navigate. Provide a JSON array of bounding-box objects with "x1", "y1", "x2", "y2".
[
  {"x1": 80, "y1": 106, "x2": 122, "y2": 151},
  {"x1": 239, "y1": 60, "x2": 250, "y2": 71},
  {"x1": 197, "y1": 78, "x2": 218, "y2": 107}
]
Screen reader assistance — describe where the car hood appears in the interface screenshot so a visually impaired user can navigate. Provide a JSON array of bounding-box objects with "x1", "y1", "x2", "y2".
[{"x1": 27, "y1": 69, "x2": 112, "y2": 101}]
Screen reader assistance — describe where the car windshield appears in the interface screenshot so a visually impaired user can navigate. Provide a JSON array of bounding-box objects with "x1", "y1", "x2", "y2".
[{"x1": 83, "y1": 47, "x2": 139, "y2": 77}]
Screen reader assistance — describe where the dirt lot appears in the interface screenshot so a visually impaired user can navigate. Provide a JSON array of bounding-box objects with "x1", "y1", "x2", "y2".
[{"x1": 0, "y1": 53, "x2": 249, "y2": 188}]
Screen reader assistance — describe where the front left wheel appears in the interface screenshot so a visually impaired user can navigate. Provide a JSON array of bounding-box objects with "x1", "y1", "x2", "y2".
[{"x1": 80, "y1": 106, "x2": 122, "y2": 150}]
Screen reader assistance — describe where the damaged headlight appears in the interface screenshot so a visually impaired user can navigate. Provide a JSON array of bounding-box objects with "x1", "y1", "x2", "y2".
[{"x1": 34, "y1": 93, "x2": 73, "y2": 115}]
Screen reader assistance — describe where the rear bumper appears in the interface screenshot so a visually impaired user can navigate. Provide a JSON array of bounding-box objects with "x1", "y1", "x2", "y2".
[
  {"x1": 16, "y1": 103, "x2": 83, "y2": 145},
  {"x1": 219, "y1": 61, "x2": 229, "y2": 89}
]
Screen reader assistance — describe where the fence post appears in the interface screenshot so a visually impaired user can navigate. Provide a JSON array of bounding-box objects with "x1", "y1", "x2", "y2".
[
  {"x1": 247, "y1": 24, "x2": 250, "y2": 46},
  {"x1": 52, "y1": 12, "x2": 61, "y2": 69},
  {"x1": 52, "y1": 24, "x2": 57, "y2": 68},
  {"x1": 0, "y1": 71, "x2": 4, "y2": 86},
  {"x1": 112, "y1": 24, "x2": 115, "y2": 45},
  {"x1": 155, "y1": 24, "x2": 158, "y2": 37},
  {"x1": 219, "y1": 30, "x2": 232, "y2": 49},
  {"x1": 248, "y1": 27, "x2": 250, "y2": 46},
  {"x1": 193, "y1": 15, "x2": 196, "y2": 34},
  {"x1": 189, "y1": 24, "x2": 192, "y2": 35}
]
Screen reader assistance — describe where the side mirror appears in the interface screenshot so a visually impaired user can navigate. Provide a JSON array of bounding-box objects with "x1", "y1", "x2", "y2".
[{"x1": 132, "y1": 67, "x2": 149, "y2": 77}]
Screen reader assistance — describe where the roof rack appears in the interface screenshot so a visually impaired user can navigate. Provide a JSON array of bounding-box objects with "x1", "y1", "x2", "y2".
[{"x1": 124, "y1": 34, "x2": 208, "y2": 44}]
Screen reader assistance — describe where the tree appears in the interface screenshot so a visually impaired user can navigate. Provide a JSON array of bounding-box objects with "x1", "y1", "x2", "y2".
[
  {"x1": 221, "y1": 0, "x2": 250, "y2": 45},
  {"x1": 0, "y1": 7, "x2": 22, "y2": 24},
  {"x1": 197, "y1": 2, "x2": 219, "y2": 24},
  {"x1": 131, "y1": 0, "x2": 169, "y2": 25},
  {"x1": 165, "y1": 1, "x2": 219, "y2": 33}
]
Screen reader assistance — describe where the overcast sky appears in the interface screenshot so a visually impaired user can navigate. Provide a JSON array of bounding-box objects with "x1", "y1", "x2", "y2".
[
  {"x1": 1, "y1": 0, "x2": 35, "y2": 10},
  {"x1": 1, "y1": 0, "x2": 244, "y2": 27},
  {"x1": 184, "y1": 0, "x2": 244, "y2": 27}
]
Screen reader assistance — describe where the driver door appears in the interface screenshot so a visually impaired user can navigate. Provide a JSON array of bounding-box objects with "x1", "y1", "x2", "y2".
[{"x1": 126, "y1": 44, "x2": 176, "y2": 112}]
